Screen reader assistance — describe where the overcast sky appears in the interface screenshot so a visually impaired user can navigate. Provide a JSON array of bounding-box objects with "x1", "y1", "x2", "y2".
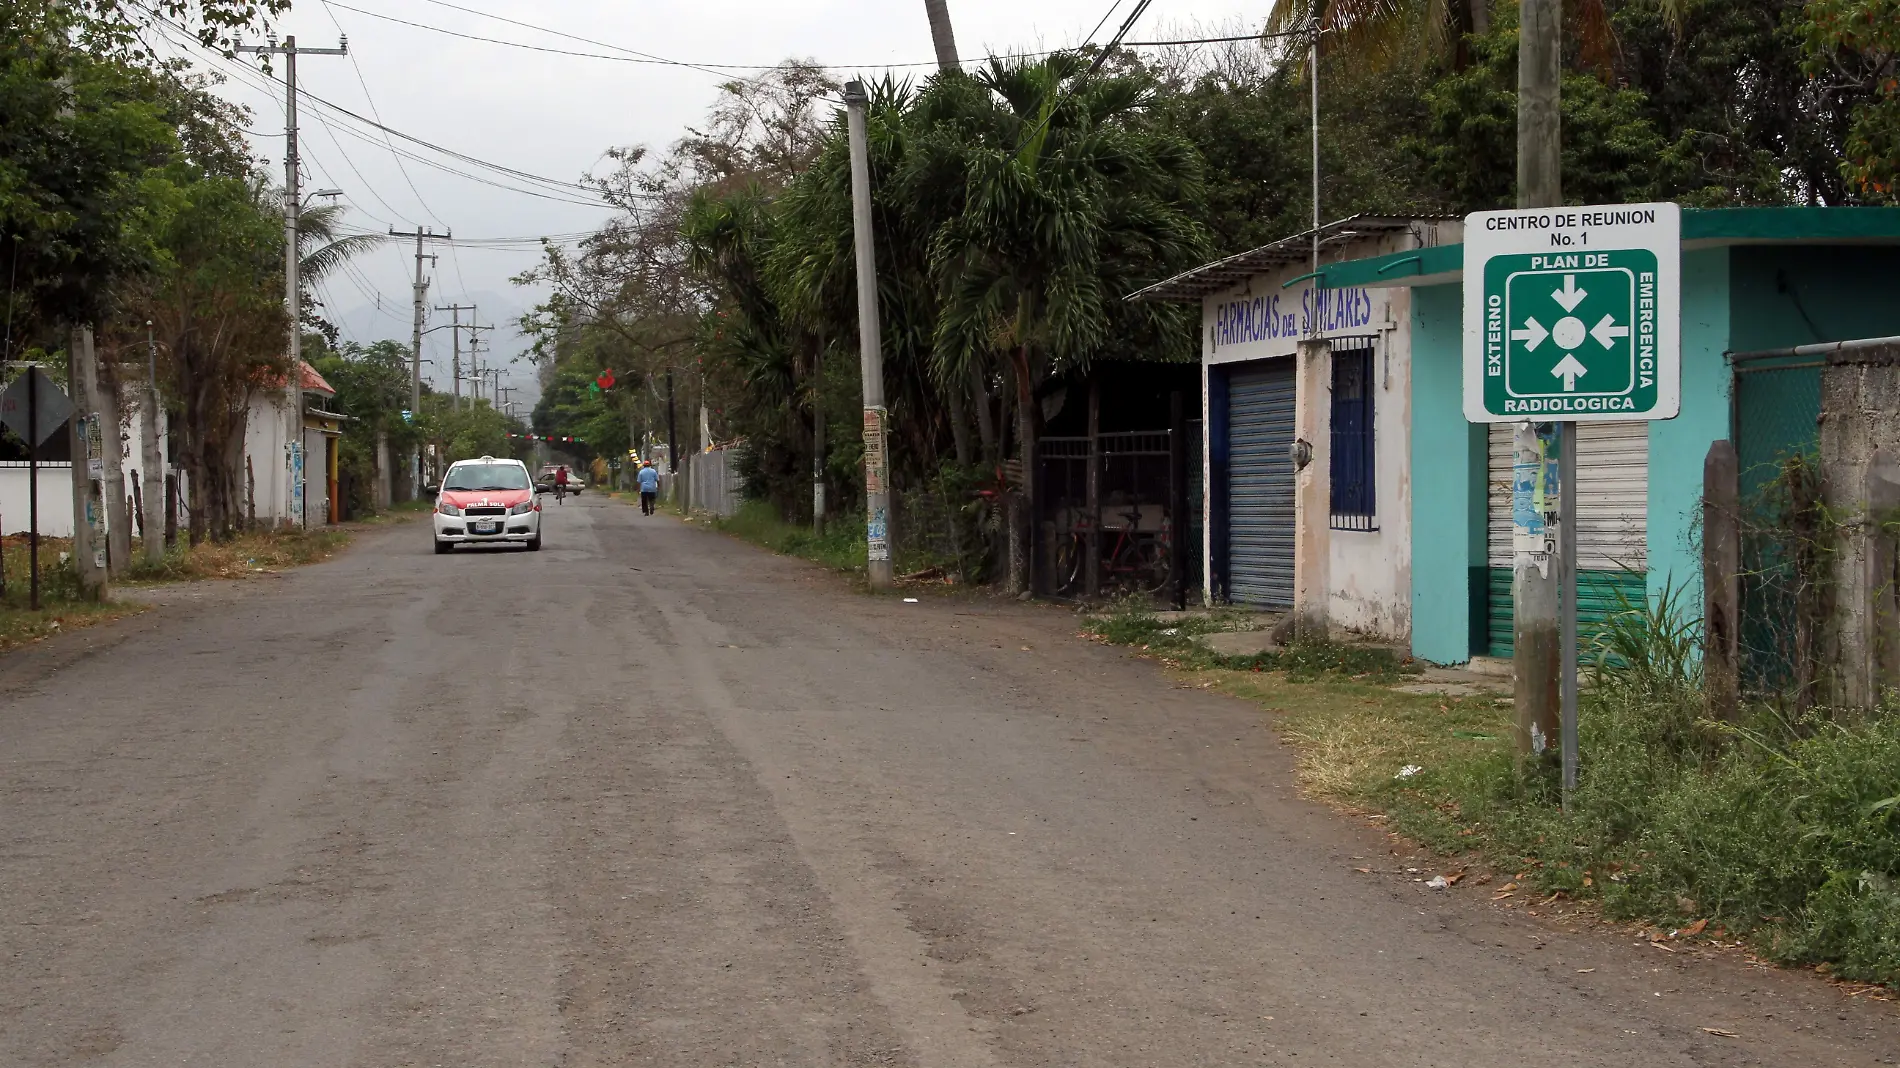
[{"x1": 156, "y1": 0, "x2": 1262, "y2": 409}]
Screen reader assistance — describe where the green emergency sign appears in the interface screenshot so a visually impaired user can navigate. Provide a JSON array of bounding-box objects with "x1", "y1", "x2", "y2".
[{"x1": 1463, "y1": 203, "x2": 1680, "y2": 423}]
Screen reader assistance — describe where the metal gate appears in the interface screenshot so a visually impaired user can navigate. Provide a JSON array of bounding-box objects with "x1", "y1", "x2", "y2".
[
  {"x1": 1485, "y1": 421, "x2": 1649, "y2": 657},
  {"x1": 1226, "y1": 361, "x2": 1297, "y2": 609}
]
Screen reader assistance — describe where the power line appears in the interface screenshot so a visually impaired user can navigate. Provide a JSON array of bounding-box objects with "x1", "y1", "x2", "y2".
[
  {"x1": 319, "y1": 0, "x2": 451, "y2": 229},
  {"x1": 330, "y1": 0, "x2": 1252, "y2": 74},
  {"x1": 154, "y1": 18, "x2": 624, "y2": 208}
]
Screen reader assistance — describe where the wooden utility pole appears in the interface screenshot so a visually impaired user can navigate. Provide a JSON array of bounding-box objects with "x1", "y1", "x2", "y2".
[
  {"x1": 843, "y1": 79, "x2": 894, "y2": 589},
  {"x1": 1513, "y1": 0, "x2": 1564, "y2": 769}
]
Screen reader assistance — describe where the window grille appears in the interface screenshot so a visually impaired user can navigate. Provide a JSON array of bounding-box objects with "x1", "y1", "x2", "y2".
[{"x1": 1329, "y1": 340, "x2": 1377, "y2": 531}]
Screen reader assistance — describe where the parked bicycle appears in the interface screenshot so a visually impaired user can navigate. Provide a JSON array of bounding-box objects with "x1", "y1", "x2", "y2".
[{"x1": 1053, "y1": 505, "x2": 1171, "y2": 597}]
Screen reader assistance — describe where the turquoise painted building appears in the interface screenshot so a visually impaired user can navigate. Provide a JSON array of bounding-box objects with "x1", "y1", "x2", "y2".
[{"x1": 1313, "y1": 208, "x2": 1900, "y2": 665}]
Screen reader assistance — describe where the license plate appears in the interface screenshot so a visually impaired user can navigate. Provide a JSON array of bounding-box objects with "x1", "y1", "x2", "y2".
[{"x1": 473, "y1": 520, "x2": 499, "y2": 534}]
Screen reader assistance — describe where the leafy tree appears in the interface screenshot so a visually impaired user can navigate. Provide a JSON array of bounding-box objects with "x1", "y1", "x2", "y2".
[
  {"x1": 925, "y1": 56, "x2": 1207, "y2": 589},
  {"x1": 311, "y1": 338, "x2": 422, "y2": 515},
  {"x1": 419, "y1": 393, "x2": 524, "y2": 470},
  {"x1": 1805, "y1": 0, "x2": 1900, "y2": 199},
  {"x1": 1412, "y1": 24, "x2": 1690, "y2": 209},
  {"x1": 1, "y1": 3, "x2": 189, "y2": 353},
  {"x1": 138, "y1": 172, "x2": 288, "y2": 542}
]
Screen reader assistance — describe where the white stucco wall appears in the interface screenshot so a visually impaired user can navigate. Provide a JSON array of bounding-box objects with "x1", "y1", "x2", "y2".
[
  {"x1": 1197, "y1": 225, "x2": 1443, "y2": 640},
  {"x1": 0, "y1": 462, "x2": 76, "y2": 537},
  {"x1": 1327, "y1": 284, "x2": 1412, "y2": 641}
]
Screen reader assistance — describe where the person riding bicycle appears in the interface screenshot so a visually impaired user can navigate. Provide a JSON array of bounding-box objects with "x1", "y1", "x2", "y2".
[
  {"x1": 553, "y1": 465, "x2": 569, "y2": 504},
  {"x1": 636, "y1": 461, "x2": 660, "y2": 516}
]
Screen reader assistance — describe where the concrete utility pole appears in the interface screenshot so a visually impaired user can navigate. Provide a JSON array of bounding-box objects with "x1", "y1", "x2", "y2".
[
  {"x1": 1514, "y1": 0, "x2": 1565, "y2": 772},
  {"x1": 923, "y1": 0, "x2": 960, "y2": 71},
  {"x1": 236, "y1": 35, "x2": 347, "y2": 529},
  {"x1": 665, "y1": 369, "x2": 678, "y2": 471},
  {"x1": 67, "y1": 326, "x2": 106, "y2": 599},
  {"x1": 466, "y1": 320, "x2": 493, "y2": 404},
  {"x1": 434, "y1": 303, "x2": 474, "y2": 409},
  {"x1": 141, "y1": 322, "x2": 165, "y2": 565},
  {"x1": 390, "y1": 227, "x2": 447, "y2": 491},
  {"x1": 843, "y1": 79, "x2": 894, "y2": 588}
]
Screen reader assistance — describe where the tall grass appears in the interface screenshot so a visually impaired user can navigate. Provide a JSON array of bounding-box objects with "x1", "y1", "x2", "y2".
[
  {"x1": 710, "y1": 501, "x2": 868, "y2": 573},
  {"x1": 1379, "y1": 585, "x2": 1900, "y2": 988}
]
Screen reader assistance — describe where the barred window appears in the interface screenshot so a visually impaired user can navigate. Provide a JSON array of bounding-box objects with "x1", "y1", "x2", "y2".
[{"x1": 1329, "y1": 342, "x2": 1377, "y2": 531}]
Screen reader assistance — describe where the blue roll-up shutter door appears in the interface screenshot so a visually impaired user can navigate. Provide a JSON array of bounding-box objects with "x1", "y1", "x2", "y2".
[{"x1": 1226, "y1": 362, "x2": 1297, "y2": 609}]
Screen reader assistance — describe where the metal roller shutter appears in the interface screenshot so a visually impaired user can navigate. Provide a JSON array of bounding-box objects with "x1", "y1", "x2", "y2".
[
  {"x1": 1485, "y1": 422, "x2": 1649, "y2": 656},
  {"x1": 1227, "y1": 362, "x2": 1297, "y2": 609}
]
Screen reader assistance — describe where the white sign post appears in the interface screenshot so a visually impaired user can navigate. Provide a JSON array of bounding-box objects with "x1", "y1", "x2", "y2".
[{"x1": 1461, "y1": 203, "x2": 1681, "y2": 802}]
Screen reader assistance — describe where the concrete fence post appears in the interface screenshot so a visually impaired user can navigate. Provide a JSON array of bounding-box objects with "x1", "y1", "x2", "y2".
[
  {"x1": 1703, "y1": 440, "x2": 1741, "y2": 719},
  {"x1": 1821, "y1": 341, "x2": 1900, "y2": 708}
]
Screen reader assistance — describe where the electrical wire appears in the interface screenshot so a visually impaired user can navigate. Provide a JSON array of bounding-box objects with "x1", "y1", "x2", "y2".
[
  {"x1": 330, "y1": 0, "x2": 1256, "y2": 74},
  {"x1": 320, "y1": 0, "x2": 451, "y2": 230},
  {"x1": 154, "y1": 17, "x2": 624, "y2": 208}
]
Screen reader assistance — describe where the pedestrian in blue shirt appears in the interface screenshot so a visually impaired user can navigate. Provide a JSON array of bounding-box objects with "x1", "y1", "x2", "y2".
[{"x1": 637, "y1": 461, "x2": 661, "y2": 515}]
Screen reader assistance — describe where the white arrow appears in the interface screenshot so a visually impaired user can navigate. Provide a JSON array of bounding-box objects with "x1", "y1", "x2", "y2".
[
  {"x1": 1551, "y1": 274, "x2": 1587, "y2": 313},
  {"x1": 1551, "y1": 353, "x2": 1589, "y2": 392},
  {"x1": 1590, "y1": 313, "x2": 1630, "y2": 349},
  {"x1": 1510, "y1": 316, "x2": 1550, "y2": 351}
]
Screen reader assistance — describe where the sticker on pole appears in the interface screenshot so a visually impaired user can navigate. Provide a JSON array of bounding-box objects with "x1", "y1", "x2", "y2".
[{"x1": 1463, "y1": 203, "x2": 1679, "y2": 422}]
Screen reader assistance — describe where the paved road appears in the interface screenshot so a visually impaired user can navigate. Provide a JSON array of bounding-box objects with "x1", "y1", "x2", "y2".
[{"x1": 2, "y1": 494, "x2": 1894, "y2": 1067}]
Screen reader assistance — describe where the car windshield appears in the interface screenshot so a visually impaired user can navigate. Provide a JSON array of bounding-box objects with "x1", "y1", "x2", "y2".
[{"x1": 443, "y1": 464, "x2": 530, "y2": 492}]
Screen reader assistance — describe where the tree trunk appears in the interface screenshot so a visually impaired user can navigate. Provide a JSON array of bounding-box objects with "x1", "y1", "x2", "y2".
[
  {"x1": 947, "y1": 379, "x2": 973, "y2": 467},
  {"x1": 923, "y1": 0, "x2": 961, "y2": 71},
  {"x1": 1008, "y1": 346, "x2": 1036, "y2": 595},
  {"x1": 972, "y1": 366, "x2": 997, "y2": 466}
]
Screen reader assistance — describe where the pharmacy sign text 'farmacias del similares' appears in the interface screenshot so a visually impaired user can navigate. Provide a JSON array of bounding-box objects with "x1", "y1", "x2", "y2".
[{"x1": 1462, "y1": 203, "x2": 1680, "y2": 423}]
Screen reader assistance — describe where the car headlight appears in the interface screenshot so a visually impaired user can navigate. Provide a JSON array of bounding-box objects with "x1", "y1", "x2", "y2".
[
  {"x1": 436, "y1": 499, "x2": 462, "y2": 517},
  {"x1": 509, "y1": 500, "x2": 536, "y2": 515}
]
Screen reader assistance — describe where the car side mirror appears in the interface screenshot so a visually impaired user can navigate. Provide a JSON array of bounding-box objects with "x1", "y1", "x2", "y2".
[{"x1": 423, "y1": 483, "x2": 439, "y2": 495}]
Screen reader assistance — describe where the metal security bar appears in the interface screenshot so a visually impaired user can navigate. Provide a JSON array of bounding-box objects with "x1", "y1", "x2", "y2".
[{"x1": 1329, "y1": 338, "x2": 1377, "y2": 531}]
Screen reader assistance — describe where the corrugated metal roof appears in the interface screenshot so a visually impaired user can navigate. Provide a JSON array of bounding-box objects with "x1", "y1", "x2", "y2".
[{"x1": 1126, "y1": 215, "x2": 1449, "y2": 303}]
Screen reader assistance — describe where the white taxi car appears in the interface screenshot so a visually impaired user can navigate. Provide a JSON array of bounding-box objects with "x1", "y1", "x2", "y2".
[{"x1": 433, "y1": 456, "x2": 542, "y2": 553}]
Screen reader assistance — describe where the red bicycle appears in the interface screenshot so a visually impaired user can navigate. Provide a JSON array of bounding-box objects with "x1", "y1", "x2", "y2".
[{"x1": 1054, "y1": 506, "x2": 1171, "y2": 597}]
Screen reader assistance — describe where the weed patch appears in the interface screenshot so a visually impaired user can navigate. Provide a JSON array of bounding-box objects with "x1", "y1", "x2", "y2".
[
  {"x1": 1088, "y1": 602, "x2": 1900, "y2": 990},
  {"x1": 0, "y1": 534, "x2": 143, "y2": 650},
  {"x1": 708, "y1": 501, "x2": 867, "y2": 574},
  {"x1": 125, "y1": 529, "x2": 351, "y2": 582},
  {"x1": 1083, "y1": 604, "x2": 1413, "y2": 682}
]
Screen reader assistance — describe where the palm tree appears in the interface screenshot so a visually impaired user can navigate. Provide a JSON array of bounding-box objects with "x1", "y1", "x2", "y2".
[
  {"x1": 1263, "y1": 0, "x2": 1493, "y2": 66},
  {"x1": 923, "y1": 0, "x2": 961, "y2": 72},
  {"x1": 929, "y1": 55, "x2": 1207, "y2": 592},
  {"x1": 295, "y1": 201, "x2": 383, "y2": 310}
]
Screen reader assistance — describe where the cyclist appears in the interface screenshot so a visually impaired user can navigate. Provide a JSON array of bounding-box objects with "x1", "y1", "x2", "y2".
[{"x1": 553, "y1": 465, "x2": 569, "y2": 504}]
